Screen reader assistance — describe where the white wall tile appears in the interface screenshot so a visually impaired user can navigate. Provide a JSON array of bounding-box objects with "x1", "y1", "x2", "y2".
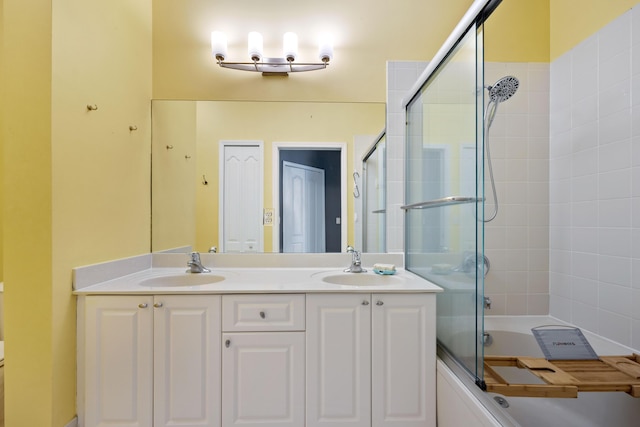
[
  {"x1": 598, "y1": 309, "x2": 631, "y2": 347},
  {"x1": 572, "y1": 276, "x2": 598, "y2": 306},
  {"x1": 572, "y1": 252, "x2": 598, "y2": 280},
  {"x1": 598, "y1": 198, "x2": 631, "y2": 227},
  {"x1": 571, "y1": 148, "x2": 597, "y2": 177},
  {"x1": 599, "y1": 139, "x2": 631, "y2": 172},
  {"x1": 598, "y1": 169, "x2": 631, "y2": 199},
  {"x1": 572, "y1": 93, "x2": 598, "y2": 127},
  {"x1": 571, "y1": 201, "x2": 598, "y2": 227},
  {"x1": 599, "y1": 282, "x2": 633, "y2": 316},
  {"x1": 598, "y1": 228, "x2": 631, "y2": 257},
  {"x1": 572, "y1": 227, "x2": 598, "y2": 254},
  {"x1": 571, "y1": 174, "x2": 597, "y2": 202},
  {"x1": 598, "y1": 255, "x2": 632, "y2": 287},
  {"x1": 572, "y1": 301, "x2": 599, "y2": 332},
  {"x1": 599, "y1": 79, "x2": 631, "y2": 117},
  {"x1": 598, "y1": 11, "x2": 631, "y2": 63},
  {"x1": 598, "y1": 109, "x2": 631, "y2": 145}
]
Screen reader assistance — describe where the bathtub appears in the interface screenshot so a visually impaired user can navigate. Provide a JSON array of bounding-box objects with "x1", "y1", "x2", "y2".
[{"x1": 437, "y1": 316, "x2": 640, "y2": 427}]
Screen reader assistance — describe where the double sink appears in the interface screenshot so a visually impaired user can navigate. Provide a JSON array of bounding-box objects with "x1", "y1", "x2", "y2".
[{"x1": 138, "y1": 269, "x2": 405, "y2": 288}]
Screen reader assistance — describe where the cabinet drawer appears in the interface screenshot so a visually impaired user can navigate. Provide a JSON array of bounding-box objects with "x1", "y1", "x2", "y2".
[{"x1": 222, "y1": 294, "x2": 305, "y2": 331}]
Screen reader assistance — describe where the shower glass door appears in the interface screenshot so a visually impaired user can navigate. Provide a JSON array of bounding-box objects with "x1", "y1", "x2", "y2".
[
  {"x1": 362, "y1": 131, "x2": 386, "y2": 253},
  {"x1": 404, "y1": 24, "x2": 486, "y2": 383}
]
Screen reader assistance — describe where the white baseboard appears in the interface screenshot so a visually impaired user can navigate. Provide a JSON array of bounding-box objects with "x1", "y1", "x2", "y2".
[{"x1": 64, "y1": 416, "x2": 78, "y2": 427}]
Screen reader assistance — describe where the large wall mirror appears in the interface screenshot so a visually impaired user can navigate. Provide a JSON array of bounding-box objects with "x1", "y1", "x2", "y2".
[{"x1": 151, "y1": 100, "x2": 385, "y2": 254}]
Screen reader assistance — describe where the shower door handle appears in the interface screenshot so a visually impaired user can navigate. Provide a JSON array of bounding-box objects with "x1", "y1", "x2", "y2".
[{"x1": 401, "y1": 196, "x2": 482, "y2": 210}]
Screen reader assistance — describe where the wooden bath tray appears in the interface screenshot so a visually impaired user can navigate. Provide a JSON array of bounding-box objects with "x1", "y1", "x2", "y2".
[{"x1": 484, "y1": 354, "x2": 640, "y2": 398}]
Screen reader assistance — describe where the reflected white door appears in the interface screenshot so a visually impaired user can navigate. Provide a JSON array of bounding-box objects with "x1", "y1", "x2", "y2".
[
  {"x1": 222, "y1": 144, "x2": 262, "y2": 252},
  {"x1": 282, "y1": 161, "x2": 325, "y2": 253}
]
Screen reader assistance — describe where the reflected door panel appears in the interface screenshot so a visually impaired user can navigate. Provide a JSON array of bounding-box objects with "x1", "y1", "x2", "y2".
[
  {"x1": 223, "y1": 144, "x2": 262, "y2": 253},
  {"x1": 282, "y1": 161, "x2": 325, "y2": 253}
]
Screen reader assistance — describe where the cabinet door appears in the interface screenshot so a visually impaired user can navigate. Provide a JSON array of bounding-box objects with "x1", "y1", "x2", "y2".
[
  {"x1": 84, "y1": 296, "x2": 154, "y2": 427},
  {"x1": 371, "y1": 294, "x2": 436, "y2": 427},
  {"x1": 222, "y1": 332, "x2": 305, "y2": 427},
  {"x1": 306, "y1": 294, "x2": 371, "y2": 427},
  {"x1": 154, "y1": 295, "x2": 221, "y2": 427}
]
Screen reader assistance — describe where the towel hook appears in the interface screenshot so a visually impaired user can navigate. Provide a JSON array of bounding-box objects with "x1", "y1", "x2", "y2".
[
  {"x1": 86, "y1": 104, "x2": 98, "y2": 111},
  {"x1": 353, "y1": 171, "x2": 361, "y2": 198}
]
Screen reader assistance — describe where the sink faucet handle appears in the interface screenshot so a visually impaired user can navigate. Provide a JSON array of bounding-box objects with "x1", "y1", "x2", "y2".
[
  {"x1": 346, "y1": 245, "x2": 355, "y2": 253},
  {"x1": 190, "y1": 251, "x2": 201, "y2": 262}
]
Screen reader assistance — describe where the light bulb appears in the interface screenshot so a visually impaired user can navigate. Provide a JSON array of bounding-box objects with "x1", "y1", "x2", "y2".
[
  {"x1": 318, "y1": 34, "x2": 334, "y2": 62},
  {"x1": 283, "y1": 32, "x2": 298, "y2": 62},
  {"x1": 248, "y1": 31, "x2": 263, "y2": 62},
  {"x1": 211, "y1": 31, "x2": 228, "y2": 61}
]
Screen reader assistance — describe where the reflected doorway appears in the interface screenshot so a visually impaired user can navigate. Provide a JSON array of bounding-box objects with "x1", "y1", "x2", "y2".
[
  {"x1": 276, "y1": 146, "x2": 345, "y2": 253},
  {"x1": 282, "y1": 161, "x2": 326, "y2": 252}
]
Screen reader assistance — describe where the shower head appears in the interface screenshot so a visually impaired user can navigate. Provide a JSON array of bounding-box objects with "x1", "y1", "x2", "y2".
[{"x1": 487, "y1": 75, "x2": 519, "y2": 103}]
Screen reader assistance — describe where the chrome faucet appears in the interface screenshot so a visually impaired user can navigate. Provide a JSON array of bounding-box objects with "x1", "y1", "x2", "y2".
[
  {"x1": 187, "y1": 252, "x2": 211, "y2": 273},
  {"x1": 344, "y1": 246, "x2": 366, "y2": 273}
]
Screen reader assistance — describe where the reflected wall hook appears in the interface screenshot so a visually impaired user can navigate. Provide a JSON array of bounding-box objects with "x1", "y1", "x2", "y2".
[
  {"x1": 166, "y1": 145, "x2": 174, "y2": 150},
  {"x1": 129, "y1": 125, "x2": 138, "y2": 131},
  {"x1": 86, "y1": 104, "x2": 98, "y2": 111},
  {"x1": 353, "y1": 171, "x2": 361, "y2": 198},
  {"x1": 185, "y1": 155, "x2": 191, "y2": 159},
  {"x1": 202, "y1": 175, "x2": 208, "y2": 185}
]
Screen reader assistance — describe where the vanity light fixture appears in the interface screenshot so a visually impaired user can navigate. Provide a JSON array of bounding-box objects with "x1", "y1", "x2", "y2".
[{"x1": 211, "y1": 31, "x2": 333, "y2": 76}]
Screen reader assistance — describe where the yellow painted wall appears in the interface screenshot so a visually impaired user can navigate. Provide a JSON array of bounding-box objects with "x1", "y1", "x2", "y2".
[
  {"x1": 551, "y1": 0, "x2": 640, "y2": 59},
  {"x1": 2, "y1": 0, "x2": 152, "y2": 426},
  {"x1": 152, "y1": 0, "x2": 475, "y2": 102},
  {"x1": 3, "y1": 0, "x2": 54, "y2": 425},
  {"x1": 152, "y1": 101, "x2": 198, "y2": 251},
  {"x1": 485, "y1": 0, "x2": 550, "y2": 62},
  {"x1": 0, "y1": 0, "x2": 4, "y2": 284}
]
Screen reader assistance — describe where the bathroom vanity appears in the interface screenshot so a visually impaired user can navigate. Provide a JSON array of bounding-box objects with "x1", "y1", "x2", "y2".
[{"x1": 74, "y1": 254, "x2": 441, "y2": 427}]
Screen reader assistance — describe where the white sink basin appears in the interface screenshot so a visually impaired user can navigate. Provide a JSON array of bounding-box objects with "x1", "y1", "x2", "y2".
[
  {"x1": 314, "y1": 271, "x2": 404, "y2": 286},
  {"x1": 139, "y1": 274, "x2": 225, "y2": 287}
]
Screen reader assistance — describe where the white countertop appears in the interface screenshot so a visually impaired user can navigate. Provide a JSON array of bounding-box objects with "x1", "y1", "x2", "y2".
[
  {"x1": 73, "y1": 266, "x2": 442, "y2": 295},
  {"x1": 72, "y1": 253, "x2": 442, "y2": 295}
]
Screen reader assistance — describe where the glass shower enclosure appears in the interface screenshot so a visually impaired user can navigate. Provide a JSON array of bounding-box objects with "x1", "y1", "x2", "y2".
[
  {"x1": 362, "y1": 130, "x2": 386, "y2": 253},
  {"x1": 404, "y1": 19, "x2": 488, "y2": 387}
]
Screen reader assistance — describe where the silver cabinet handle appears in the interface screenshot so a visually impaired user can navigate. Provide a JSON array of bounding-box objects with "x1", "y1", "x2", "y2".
[
  {"x1": 154, "y1": 302, "x2": 163, "y2": 308},
  {"x1": 259, "y1": 311, "x2": 266, "y2": 319},
  {"x1": 376, "y1": 300, "x2": 384, "y2": 306},
  {"x1": 138, "y1": 303, "x2": 148, "y2": 309},
  {"x1": 225, "y1": 339, "x2": 231, "y2": 348},
  {"x1": 362, "y1": 300, "x2": 370, "y2": 306}
]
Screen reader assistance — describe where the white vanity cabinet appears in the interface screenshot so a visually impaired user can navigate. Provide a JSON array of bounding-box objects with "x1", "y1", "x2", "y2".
[
  {"x1": 306, "y1": 293, "x2": 436, "y2": 427},
  {"x1": 79, "y1": 289, "x2": 436, "y2": 427},
  {"x1": 80, "y1": 295, "x2": 221, "y2": 427},
  {"x1": 221, "y1": 294, "x2": 306, "y2": 427}
]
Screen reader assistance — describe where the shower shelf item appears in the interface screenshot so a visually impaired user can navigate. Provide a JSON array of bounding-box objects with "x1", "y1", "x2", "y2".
[
  {"x1": 401, "y1": 196, "x2": 483, "y2": 210},
  {"x1": 483, "y1": 354, "x2": 640, "y2": 398}
]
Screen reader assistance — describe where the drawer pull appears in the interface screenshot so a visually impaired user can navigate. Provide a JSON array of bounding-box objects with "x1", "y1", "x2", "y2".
[
  {"x1": 225, "y1": 339, "x2": 231, "y2": 348},
  {"x1": 376, "y1": 300, "x2": 384, "y2": 306},
  {"x1": 154, "y1": 302, "x2": 163, "y2": 308},
  {"x1": 138, "y1": 303, "x2": 148, "y2": 309},
  {"x1": 259, "y1": 311, "x2": 266, "y2": 319},
  {"x1": 362, "y1": 300, "x2": 370, "y2": 306}
]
